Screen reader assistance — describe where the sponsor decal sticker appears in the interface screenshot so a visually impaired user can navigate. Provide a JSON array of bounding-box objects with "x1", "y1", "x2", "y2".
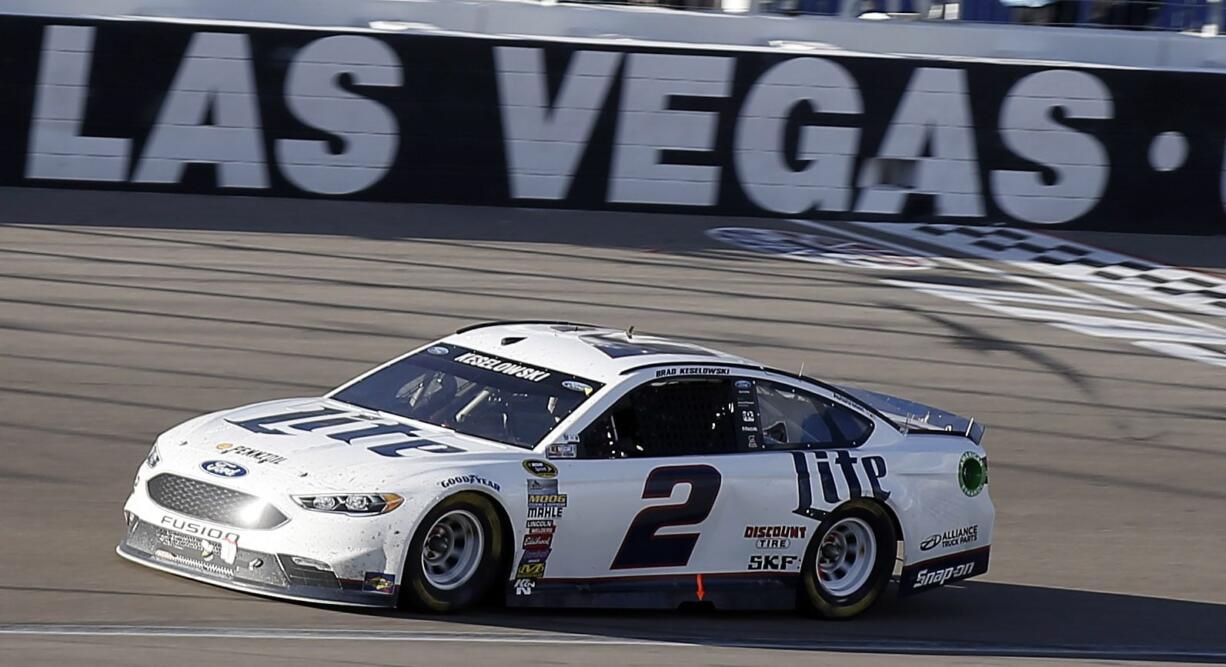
[
  {"x1": 362, "y1": 572, "x2": 397, "y2": 593},
  {"x1": 545, "y1": 443, "x2": 577, "y2": 459},
  {"x1": 527, "y1": 478, "x2": 558, "y2": 494},
  {"x1": 791, "y1": 451, "x2": 890, "y2": 520},
  {"x1": 744, "y1": 525, "x2": 807, "y2": 539},
  {"x1": 527, "y1": 506, "x2": 562, "y2": 520},
  {"x1": 900, "y1": 547, "x2": 990, "y2": 594},
  {"x1": 454, "y1": 351, "x2": 552, "y2": 382},
  {"x1": 215, "y1": 443, "x2": 286, "y2": 465},
  {"x1": 526, "y1": 482, "x2": 568, "y2": 517},
  {"x1": 229, "y1": 407, "x2": 464, "y2": 454},
  {"x1": 654, "y1": 367, "x2": 730, "y2": 378},
  {"x1": 439, "y1": 474, "x2": 502, "y2": 493},
  {"x1": 200, "y1": 460, "x2": 247, "y2": 478},
  {"x1": 561, "y1": 380, "x2": 593, "y2": 395},
  {"x1": 748, "y1": 554, "x2": 800, "y2": 571},
  {"x1": 518, "y1": 479, "x2": 562, "y2": 589},
  {"x1": 522, "y1": 460, "x2": 558, "y2": 478},
  {"x1": 920, "y1": 524, "x2": 980, "y2": 552},
  {"x1": 526, "y1": 519, "x2": 555, "y2": 534},
  {"x1": 959, "y1": 452, "x2": 987, "y2": 497},
  {"x1": 523, "y1": 533, "x2": 553, "y2": 550},
  {"x1": 516, "y1": 561, "x2": 546, "y2": 579},
  {"x1": 915, "y1": 562, "x2": 976, "y2": 588},
  {"x1": 160, "y1": 516, "x2": 240, "y2": 543}
]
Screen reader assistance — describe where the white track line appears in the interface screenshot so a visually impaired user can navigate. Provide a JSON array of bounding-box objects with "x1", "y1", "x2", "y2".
[
  {"x1": 0, "y1": 625, "x2": 681, "y2": 646},
  {"x1": 2, "y1": 624, "x2": 1224, "y2": 660}
]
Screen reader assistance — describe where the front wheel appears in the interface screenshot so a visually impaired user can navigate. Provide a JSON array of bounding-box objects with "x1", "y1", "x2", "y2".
[
  {"x1": 400, "y1": 492, "x2": 506, "y2": 612},
  {"x1": 800, "y1": 501, "x2": 896, "y2": 619}
]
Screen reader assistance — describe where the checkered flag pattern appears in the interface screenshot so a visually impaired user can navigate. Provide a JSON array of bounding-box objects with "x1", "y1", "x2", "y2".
[{"x1": 909, "y1": 225, "x2": 1226, "y2": 315}]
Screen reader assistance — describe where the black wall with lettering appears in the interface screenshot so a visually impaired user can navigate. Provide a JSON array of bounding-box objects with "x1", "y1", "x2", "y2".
[{"x1": 1, "y1": 14, "x2": 1222, "y2": 233}]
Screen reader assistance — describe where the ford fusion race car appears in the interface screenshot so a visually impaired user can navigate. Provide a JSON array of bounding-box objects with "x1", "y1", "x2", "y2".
[{"x1": 119, "y1": 321, "x2": 992, "y2": 618}]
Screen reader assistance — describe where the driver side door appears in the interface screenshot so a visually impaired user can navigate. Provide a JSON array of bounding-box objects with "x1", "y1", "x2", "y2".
[{"x1": 534, "y1": 374, "x2": 749, "y2": 583}]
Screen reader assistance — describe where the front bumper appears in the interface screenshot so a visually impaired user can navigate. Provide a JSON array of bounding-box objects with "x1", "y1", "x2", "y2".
[{"x1": 117, "y1": 515, "x2": 397, "y2": 607}]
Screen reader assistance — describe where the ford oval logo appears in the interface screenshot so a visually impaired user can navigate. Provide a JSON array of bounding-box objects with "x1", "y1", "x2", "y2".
[
  {"x1": 427, "y1": 346, "x2": 450, "y2": 355},
  {"x1": 201, "y1": 460, "x2": 247, "y2": 478}
]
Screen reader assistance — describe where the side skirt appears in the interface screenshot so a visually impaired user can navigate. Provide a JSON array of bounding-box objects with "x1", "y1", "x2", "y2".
[
  {"x1": 505, "y1": 573, "x2": 800, "y2": 610},
  {"x1": 897, "y1": 546, "x2": 990, "y2": 597}
]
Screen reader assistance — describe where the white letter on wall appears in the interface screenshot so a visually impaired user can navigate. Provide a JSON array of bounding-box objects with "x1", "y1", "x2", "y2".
[
  {"x1": 277, "y1": 35, "x2": 402, "y2": 195},
  {"x1": 609, "y1": 53, "x2": 734, "y2": 206},
  {"x1": 26, "y1": 25, "x2": 131, "y2": 182},
  {"x1": 495, "y1": 47, "x2": 622, "y2": 200},
  {"x1": 133, "y1": 32, "x2": 268, "y2": 188},
  {"x1": 855, "y1": 67, "x2": 984, "y2": 217},
  {"x1": 991, "y1": 70, "x2": 1112, "y2": 225},
  {"x1": 734, "y1": 57, "x2": 862, "y2": 214}
]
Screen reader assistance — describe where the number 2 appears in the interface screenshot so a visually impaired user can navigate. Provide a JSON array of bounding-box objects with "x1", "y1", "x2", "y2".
[{"x1": 611, "y1": 464, "x2": 722, "y2": 570}]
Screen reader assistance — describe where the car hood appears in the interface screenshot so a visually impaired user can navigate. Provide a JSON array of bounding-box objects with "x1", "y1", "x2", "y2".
[
  {"x1": 158, "y1": 397, "x2": 524, "y2": 491},
  {"x1": 837, "y1": 385, "x2": 985, "y2": 444}
]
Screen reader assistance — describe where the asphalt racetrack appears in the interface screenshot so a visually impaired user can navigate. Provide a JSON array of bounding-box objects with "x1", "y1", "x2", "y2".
[{"x1": 2, "y1": 187, "x2": 1225, "y2": 666}]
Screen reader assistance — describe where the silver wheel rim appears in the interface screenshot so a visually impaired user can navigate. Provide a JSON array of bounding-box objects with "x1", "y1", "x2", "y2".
[
  {"x1": 421, "y1": 509, "x2": 484, "y2": 591},
  {"x1": 816, "y1": 517, "x2": 877, "y2": 597}
]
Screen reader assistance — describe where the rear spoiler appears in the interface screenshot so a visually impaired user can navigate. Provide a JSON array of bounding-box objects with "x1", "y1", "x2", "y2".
[
  {"x1": 965, "y1": 419, "x2": 986, "y2": 446},
  {"x1": 835, "y1": 385, "x2": 985, "y2": 446}
]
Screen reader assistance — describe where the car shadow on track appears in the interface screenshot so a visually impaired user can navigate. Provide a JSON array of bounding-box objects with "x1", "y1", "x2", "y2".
[{"x1": 353, "y1": 581, "x2": 1226, "y2": 662}]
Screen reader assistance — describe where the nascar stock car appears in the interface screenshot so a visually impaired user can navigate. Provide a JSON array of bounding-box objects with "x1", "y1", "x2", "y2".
[{"x1": 119, "y1": 321, "x2": 992, "y2": 618}]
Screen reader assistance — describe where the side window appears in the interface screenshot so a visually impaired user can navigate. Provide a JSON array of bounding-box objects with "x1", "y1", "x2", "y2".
[
  {"x1": 578, "y1": 378, "x2": 738, "y2": 458},
  {"x1": 755, "y1": 381, "x2": 873, "y2": 449}
]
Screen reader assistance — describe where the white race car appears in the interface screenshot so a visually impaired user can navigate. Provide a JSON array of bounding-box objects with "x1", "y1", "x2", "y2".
[{"x1": 119, "y1": 321, "x2": 992, "y2": 618}]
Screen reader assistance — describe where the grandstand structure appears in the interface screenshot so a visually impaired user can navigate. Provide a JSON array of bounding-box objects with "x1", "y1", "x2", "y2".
[
  {"x1": 7, "y1": 0, "x2": 1226, "y2": 69},
  {"x1": 567, "y1": 0, "x2": 1215, "y2": 32}
]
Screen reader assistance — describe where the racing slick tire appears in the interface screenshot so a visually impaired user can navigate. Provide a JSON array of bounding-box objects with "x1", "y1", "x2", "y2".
[
  {"x1": 800, "y1": 500, "x2": 896, "y2": 619},
  {"x1": 400, "y1": 492, "x2": 507, "y2": 613}
]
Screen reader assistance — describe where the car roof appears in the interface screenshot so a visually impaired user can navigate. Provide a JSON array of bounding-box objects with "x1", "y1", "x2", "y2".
[{"x1": 442, "y1": 321, "x2": 759, "y2": 384}]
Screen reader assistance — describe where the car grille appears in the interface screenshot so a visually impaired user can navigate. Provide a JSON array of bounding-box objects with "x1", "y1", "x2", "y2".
[
  {"x1": 147, "y1": 473, "x2": 288, "y2": 529},
  {"x1": 124, "y1": 517, "x2": 289, "y2": 588}
]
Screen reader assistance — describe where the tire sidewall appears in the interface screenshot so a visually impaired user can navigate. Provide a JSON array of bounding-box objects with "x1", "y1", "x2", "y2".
[
  {"x1": 401, "y1": 492, "x2": 505, "y2": 613},
  {"x1": 800, "y1": 501, "x2": 896, "y2": 619}
]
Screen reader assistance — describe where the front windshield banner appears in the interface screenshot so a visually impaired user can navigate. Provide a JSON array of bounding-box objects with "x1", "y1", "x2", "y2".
[
  {"x1": 452, "y1": 350, "x2": 555, "y2": 383},
  {"x1": 332, "y1": 345, "x2": 603, "y2": 449}
]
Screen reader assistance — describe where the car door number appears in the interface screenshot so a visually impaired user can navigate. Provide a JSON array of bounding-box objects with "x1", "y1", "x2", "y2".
[{"x1": 611, "y1": 464, "x2": 722, "y2": 570}]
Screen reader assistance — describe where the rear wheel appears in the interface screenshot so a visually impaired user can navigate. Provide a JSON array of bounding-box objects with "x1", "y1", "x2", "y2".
[
  {"x1": 400, "y1": 493, "x2": 505, "y2": 612},
  {"x1": 800, "y1": 501, "x2": 896, "y2": 619}
]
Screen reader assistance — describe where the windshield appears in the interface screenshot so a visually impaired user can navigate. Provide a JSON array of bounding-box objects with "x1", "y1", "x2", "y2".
[{"x1": 331, "y1": 344, "x2": 603, "y2": 449}]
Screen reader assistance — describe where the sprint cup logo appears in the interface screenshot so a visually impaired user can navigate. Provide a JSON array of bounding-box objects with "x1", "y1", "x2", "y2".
[{"x1": 915, "y1": 562, "x2": 976, "y2": 588}]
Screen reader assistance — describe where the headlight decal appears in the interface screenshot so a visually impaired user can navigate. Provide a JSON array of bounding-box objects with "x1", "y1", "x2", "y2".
[{"x1": 292, "y1": 493, "x2": 403, "y2": 515}]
